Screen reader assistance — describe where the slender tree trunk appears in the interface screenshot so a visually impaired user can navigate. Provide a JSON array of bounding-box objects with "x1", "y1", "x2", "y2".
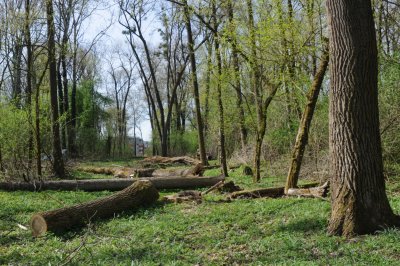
[
  {"x1": 25, "y1": 0, "x2": 34, "y2": 171},
  {"x1": 57, "y1": 59, "x2": 66, "y2": 149},
  {"x1": 0, "y1": 144, "x2": 4, "y2": 173},
  {"x1": 247, "y1": 0, "x2": 263, "y2": 182},
  {"x1": 68, "y1": 18, "x2": 78, "y2": 157},
  {"x1": 326, "y1": 0, "x2": 400, "y2": 237},
  {"x1": 212, "y1": 3, "x2": 228, "y2": 177},
  {"x1": 285, "y1": 46, "x2": 329, "y2": 193},
  {"x1": 203, "y1": 41, "x2": 212, "y2": 137},
  {"x1": 227, "y1": 0, "x2": 247, "y2": 149},
  {"x1": 12, "y1": 40, "x2": 23, "y2": 107},
  {"x1": 183, "y1": 0, "x2": 207, "y2": 165},
  {"x1": 46, "y1": 0, "x2": 65, "y2": 177},
  {"x1": 35, "y1": 71, "x2": 42, "y2": 178}
]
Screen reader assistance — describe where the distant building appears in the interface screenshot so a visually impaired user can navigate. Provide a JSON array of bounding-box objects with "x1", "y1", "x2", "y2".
[{"x1": 127, "y1": 137, "x2": 149, "y2": 157}]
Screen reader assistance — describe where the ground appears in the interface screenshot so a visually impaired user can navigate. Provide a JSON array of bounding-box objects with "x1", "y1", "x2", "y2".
[{"x1": 1, "y1": 160, "x2": 400, "y2": 265}]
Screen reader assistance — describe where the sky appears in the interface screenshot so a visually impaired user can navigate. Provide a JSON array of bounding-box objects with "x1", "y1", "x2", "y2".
[{"x1": 84, "y1": 1, "x2": 162, "y2": 142}]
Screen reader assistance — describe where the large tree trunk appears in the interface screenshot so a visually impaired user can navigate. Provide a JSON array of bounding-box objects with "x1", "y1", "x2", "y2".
[
  {"x1": 326, "y1": 0, "x2": 400, "y2": 237},
  {"x1": 0, "y1": 176, "x2": 224, "y2": 192},
  {"x1": 285, "y1": 45, "x2": 329, "y2": 193},
  {"x1": 30, "y1": 180, "x2": 159, "y2": 236},
  {"x1": 183, "y1": 0, "x2": 208, "y2": 166},
  {"x1": 46, "y1": 0, "x2": 65, "y2": 177}
]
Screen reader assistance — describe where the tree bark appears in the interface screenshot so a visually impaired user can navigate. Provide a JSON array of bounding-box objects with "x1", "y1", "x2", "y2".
[
  {"x1": 30, "y1": 180, "x2": 159, "y2": 236},
  {"x1": 46, "y1": 0, "x2": 65, "y2": 177},
  {"x1": 326, "y1": 0, "x2": 400, "y2": 237},
  {"x1": 25, "y1": 0, "x2": 34, "y2": 171},
  {"x1": 183, "y1": 0, "x2": 208, "y2": 166},
  {"x1": 229, "y1": 182, "x2": 319, "y2": 199},
  {"x1": 0, "y1": 176, "x2": 225, "y2": 192},
  {"x1": 285, "y1": 45, "x2": 329, "y2": 193},
  {"x1": 227, "y1": 0, "x2": 247, "y2": 149},
  {"x1": 212, "y1": 2, "x2": 228, "y2": 177}
]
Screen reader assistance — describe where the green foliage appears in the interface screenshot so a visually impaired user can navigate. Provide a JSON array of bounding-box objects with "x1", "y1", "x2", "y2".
[
  {"x1": 75, "y1": 79, "x2": 112, "y2": 157},
  {"x1": 379, "y1": 53, "x2": 400, "y2": 163},
  {"x1": 169, "y1": 130, "x2": 199, "y2": 156},
  {"x1": 0, "y1": 102, "x2": 31, "y2": 178}
]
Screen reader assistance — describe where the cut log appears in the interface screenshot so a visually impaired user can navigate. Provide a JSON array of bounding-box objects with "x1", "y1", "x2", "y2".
[
  {"x1": 286, "y1": 181, "x2": 329, "y2": 198},
  {"x1": 0, "y1": 176, "x2": 225, "y2": 192},
  {"x1": 229, "y1": 182, "x2": 320, "y2": 199},
  {"x1": 141, "y1": 156, "x2": 201, "y2": 166},
  {"x1": 76, "y1": 166, "x2": 135, "y2": 178},
  {"x1": 133, "y1": 163, "x2": 204, "y2": 178},
  {"x1": 30, "y1": 180, "x2": 159, "y2": 236},
  {"x1": 78, "y1": 164, "x2": 204, "y2": 179},
  {"x1": 218, "y1": 181, "x2": 242, "y2": 193},
  {"x1": 162, "y1": 190, "x2": 202, "y2": 204},
  {"x1": 229, "y1": 187, "x2": 284, "y2": 199}
]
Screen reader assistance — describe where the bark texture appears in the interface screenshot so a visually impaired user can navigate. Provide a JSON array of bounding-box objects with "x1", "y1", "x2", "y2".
[
  {"x1": 46, "y1": 0, "x2": 65, "y2": 177},
  {"x1": 327, "y1": 0, "x2": 400, "y2": 236},
  {"x1": 30, "y1": 180, "x2": 159, "y2": 236},
  {"x1": 285, "y1": 45, "x2": 329, "y2": 193},
  {"x1": 0, "y1": 176, "x2": 224, "y2": 192},
  {"x1": 183, "y1": 0, "x2": 207, "y2": 166}
]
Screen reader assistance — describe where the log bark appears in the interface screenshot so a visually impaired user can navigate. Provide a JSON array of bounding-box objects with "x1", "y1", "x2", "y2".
[
  {"x1": 0, "y1": 176, "x2": 225, "y2": 192},
  {"x1": 30, "y1": 180, "x2": 159, "y2": 236},
  {"x1": 287, "y1": 181, "x2": 329, "y2": 198},
  {"x1": 78, "y1": 164, "x2": 204, "y2": 178},
  {"x1": 229, "y1": 187, "x2": 284, "y2": 199},
  {"x1": 134, "y1": 164, "x2": 204, "y2": 177},
  {"x1": 229, "y1": 182, "x2": 319, "y2": 199},
  {"x1": 141, "y1": 156, "x2": 201, "y2": 166}
]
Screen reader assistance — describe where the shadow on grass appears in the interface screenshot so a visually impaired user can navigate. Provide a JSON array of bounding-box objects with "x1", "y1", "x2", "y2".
[{"x1": 278, "y1": 217, "x2": 327, "y2": 233}]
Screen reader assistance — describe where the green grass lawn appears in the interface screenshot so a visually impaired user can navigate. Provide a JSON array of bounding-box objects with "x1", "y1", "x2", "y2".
[{"x1": 1, "y1": 162, "x2": 400, "y2": 265}]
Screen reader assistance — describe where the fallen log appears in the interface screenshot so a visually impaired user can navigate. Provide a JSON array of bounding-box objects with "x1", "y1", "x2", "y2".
[
  {"x1": 286, "y1": 181, "x2": 329, "y2": 198},
  {"x1": 133, "y1": 163, "x2": 204, "y2": 177},
  {"x1": 141, "y1": 156, "x2": 200, "y2": 166},
  {"x1": 229, "y1": 182, "x2": 320, "y2": 199},
  {"x1": 162, "y1": 190, "x2": 202, "y2": 204},
  {"x1": 76, "y1": 166, "x2": 135, "y2": 178},
  {"x1": 30, "y1": 180, "x2": 159, "y2": 237},
  {"x1": 229, "y1": 187, "x2": 284, "y2": 199},
  {"x1": 78, "y1": 164, "x2": 204, "y2": 179},
  {"x1": 0, "y1": 176, "x2": 225, "y2": 192}
]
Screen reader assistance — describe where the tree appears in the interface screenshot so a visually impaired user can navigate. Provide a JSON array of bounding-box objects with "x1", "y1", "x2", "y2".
[
  {"x1": 182, "y1": 0, "x2": 208, "y2": 166},
  {"x1": 327, "y1": 0, "x2": 400, "y2": 236},
  {"x1": 46, "y1": 0, "x2": 65, "y2": 177},
  {"x1": 285, "y1": 44, "x2": 329, "y2": 193}
]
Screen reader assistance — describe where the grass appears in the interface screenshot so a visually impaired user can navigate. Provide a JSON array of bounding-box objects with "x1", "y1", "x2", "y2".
[{"x1": 1, "y1": 161, "x2": 400, "y2": 265}]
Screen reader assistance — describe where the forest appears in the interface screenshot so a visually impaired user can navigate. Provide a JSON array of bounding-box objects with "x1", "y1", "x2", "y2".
[{"x1": 0, "y1": 0, "x2": 399, "y2": 264}]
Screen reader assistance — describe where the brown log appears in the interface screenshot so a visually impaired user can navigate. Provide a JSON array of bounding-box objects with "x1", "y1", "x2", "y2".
[
  {"x1": 30, "y1": 180, "x2": 159, "y2": 236},
  {"x1": 229, "y1": 187, "x2": 284, "y2": 199},
  {"x1": 78, "y1": 164, "x2": 204, "y2": 179},
  {"x1": 229, "y1": 182, "x2": 320, "y2": 199},
  {"x1": 162, "y1": 190, "x2": 202, "y2": 204},
  {"x1": 141, "y1": 156, "x2": 201, "y2": 165},
  {"x1": 286, "y1": 181, "x2": 329, "y2": 198},
  {"x1": 134, "y1": 163, "x2": 204, "y2": 177},
  {"x1": 0, "y1": 176, "x2": 225, "y2": 192}
]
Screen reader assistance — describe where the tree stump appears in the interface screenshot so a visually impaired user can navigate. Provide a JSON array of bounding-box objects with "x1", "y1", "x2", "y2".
[{"x1": 30, "y1": 180, "x2": 159, "y2": 237}]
